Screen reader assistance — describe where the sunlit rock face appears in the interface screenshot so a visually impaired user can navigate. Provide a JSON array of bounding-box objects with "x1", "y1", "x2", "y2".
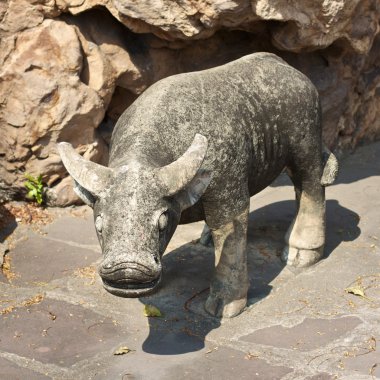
[{"x1": 0, "y1": 1, "x2": 379, "y2": 205}]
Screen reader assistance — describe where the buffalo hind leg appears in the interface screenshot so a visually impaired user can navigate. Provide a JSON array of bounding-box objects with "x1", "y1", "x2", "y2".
[
  {"x1": 282, "y1": 162, "x2": 326, "y2": 267},
  {"x1": 204, "y1": 205, "x2": 250, "y2": 318},
  {"x1": 199, "y1": 224, "x2": 214, "y2": 247}
]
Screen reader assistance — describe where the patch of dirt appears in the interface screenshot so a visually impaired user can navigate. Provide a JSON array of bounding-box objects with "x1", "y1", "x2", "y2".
[
  {"x1": 21, "y1": 294, "x2": 44, "y2": 307},
  {"x1": 1, "y1": 254, "x2": 17, "y2": 281},
  {"x1": 0, "y1": 293, "x2": 44, "y2": 315},
  {"x1": 2, "y1": 202, "x2": 53, "y2": 226},
  {"x1": 0, "y1": 306, "x2": 15, "y2": 315},
  {"x1": 74, "y1": 265, "x2": 97, "y2": 285}
]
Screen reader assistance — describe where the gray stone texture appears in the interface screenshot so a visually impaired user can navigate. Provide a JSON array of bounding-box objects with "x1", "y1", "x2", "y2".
[
  {"x1": 0, "y1": 357, "x2": 50, "y2": 380},
  {"x1": 0, "y1": 142, "x2": 379, "y2": 379}
]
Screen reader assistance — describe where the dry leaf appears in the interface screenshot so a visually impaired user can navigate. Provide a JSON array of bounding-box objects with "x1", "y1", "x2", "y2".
[
  {"x1": 368, "y1": 336, "x2": 377, "y2": 351},
  {"x1": 245, "y1": 352, "x2": 259, "y2": 360},
  {"x1": 22, "y1": 294, "x2": 44, "y2": 307},
  {"x1": 338, "y1": 360, "x2": 345, "y2": 369},
  {"x1": 143, "y1": 304, "x2": 162, "y2": 317},
  {"x1": 345, "y1": 285, "x2": 372, "y2": 301},
  {"x1": 0, "y1": 306, "x2": 14, "y2": 315},
  {"x1": 370, "y1": 363, "x2": 378, "y2": 379},
  {"x1": 113, "y1": 346, "x2": 133, "y2": 355}
]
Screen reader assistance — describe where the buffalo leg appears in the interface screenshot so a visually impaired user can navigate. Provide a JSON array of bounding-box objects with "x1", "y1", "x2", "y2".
[
  {"x1": 199, "y1": 224, "x2": 214, "y2": 247},
  {"x1": 282, "y1": 161, "x2": 325, "y2": 267},
  {"x1": 204, "y1": 205, "x2": 250, "y2": 318}
]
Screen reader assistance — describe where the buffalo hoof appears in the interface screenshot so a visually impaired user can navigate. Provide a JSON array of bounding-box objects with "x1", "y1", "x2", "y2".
[
  {"x1": 281, "y1": 245, "x2": 323, "y2": 267},
  {"x1": 205, "y1": 294, "x2": 247, "y2": 318}
]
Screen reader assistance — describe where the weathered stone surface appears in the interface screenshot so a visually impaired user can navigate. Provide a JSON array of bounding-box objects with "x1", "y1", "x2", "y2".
[
  {"x1": 0, "y1": 0, "x2": 379, "y2": 205},
  {"x1": 168, "y1": 347, "x2": 293, "y2": 379},
  {"x1": 241, "y1": 317, "x2": 362, "y2": 351},
  {"x1": 344, "y1": 349, "x2": 380, "y2": 377},
  {"x1": 305, "y1": 374, "x2": 335, "y2": 380},
  {"x1": 40, "y1": 210, "x2": 99, "y2": 247},
  {"x1": 0, "y1": 298, "x2": 128, "y2": 366},
  {"x1": 0, "y1": 357, "x2": 50, "y2": 380},
  {"x1": 1, "y1": 231, "x2": 99, "y2": 285}
]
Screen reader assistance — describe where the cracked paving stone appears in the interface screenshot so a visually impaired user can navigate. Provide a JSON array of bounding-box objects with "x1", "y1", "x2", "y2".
[
  {"x1": 91, "y1": 346, "x2": 293, "y2": 380},
  {"x1": 305, "y1": 374, "x2": 336, "y2": 380},
  {"x1": 240, "y1": 316, "x2": 362, "y2": 351},
  {"x1": 167, "y1": 346, "x2": 293, "y2": 380},
  {"x1": 0, "y1": 357, "x2": 51, "y2": 379},
  {"x1": 0, "y1": 298, "x2": 129, "y2": 366},
  {"x1": 41, "y1": 213, "x2": 99, "y2": 247},
  {"x1": 1, "y1": 233, "x2": 100, "y2": 285},
  {"x1": 343, "y1": 349, "x2": 380, "y2": 377}
]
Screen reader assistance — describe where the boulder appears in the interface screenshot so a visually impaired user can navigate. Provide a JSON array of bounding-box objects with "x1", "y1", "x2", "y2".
[{"x1": 0, "y1": 0, "x2": 379, "y2": 205}]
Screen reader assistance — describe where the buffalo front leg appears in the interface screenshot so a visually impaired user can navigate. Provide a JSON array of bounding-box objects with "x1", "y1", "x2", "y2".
[{"x1": 204, "y1": 206, "x2": 249, "y2": 318}]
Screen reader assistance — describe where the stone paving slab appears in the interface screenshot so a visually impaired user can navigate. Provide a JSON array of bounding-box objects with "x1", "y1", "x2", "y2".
[
  {"x1": 0, "y1": 357, "x2": 50, "y2": 380},
  {"x1": 40, "y1": 211, "x2": 100, "y2": 249},
  {"x1": 167, "y1": 346, "x2": 293, "y2": 380},
  {"x1": 0, "y1": 298, "x2": 130, "y2": 367},
  {"x1": 241, "y1": 316, "x2": 362, "y2": 351},
  {"x1": 0, "y1": 142, "x2": 379, "y2": 379},
  {"x1": 1, "y1": 231, "x2": 99, "y2": 286}
]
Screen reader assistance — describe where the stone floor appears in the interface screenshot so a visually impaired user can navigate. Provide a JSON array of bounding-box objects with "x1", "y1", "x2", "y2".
[{"x1": 0, "y1": 142, "x2": 379, "y2": 380}]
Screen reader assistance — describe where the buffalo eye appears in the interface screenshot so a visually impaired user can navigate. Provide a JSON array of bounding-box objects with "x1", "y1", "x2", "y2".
[
  {"x1": 95, "y1": 214, "x2": 103, "y2": 233},
  {"x1": 158, "y1": 212, "x2": 168, "y2": 231}
]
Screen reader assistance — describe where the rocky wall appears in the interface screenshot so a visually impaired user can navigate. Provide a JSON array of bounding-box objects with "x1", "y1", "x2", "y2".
[{"x1": 0, "y1": 0, "x2": 379, "y2": 205}]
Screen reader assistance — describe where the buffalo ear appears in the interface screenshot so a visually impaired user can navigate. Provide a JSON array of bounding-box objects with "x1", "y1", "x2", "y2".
[
  {"x1": 73, "y1": 180, "x2": 96, "y2": 207},
  {"x1": 175, "y1": 169, "x2": 212, "y2": 211}
]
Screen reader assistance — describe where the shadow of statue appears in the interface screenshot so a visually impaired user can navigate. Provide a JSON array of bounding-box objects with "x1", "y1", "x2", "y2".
[
  {"x1": 139, "y1": 198, "x2": 360, "y2": 355},
  {"x1": 0, "y1": 203, "x2": 17, "y2": 265}
]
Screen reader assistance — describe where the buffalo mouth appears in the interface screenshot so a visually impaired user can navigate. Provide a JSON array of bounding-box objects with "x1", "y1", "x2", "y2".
[{"x1": 102, "y1": 275, "x2": 161, "y2": 298}]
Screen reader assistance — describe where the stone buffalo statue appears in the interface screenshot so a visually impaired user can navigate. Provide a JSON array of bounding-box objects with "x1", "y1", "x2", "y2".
[{"x1": 58, "y1": 52, "x2": 338, "y2": 318}]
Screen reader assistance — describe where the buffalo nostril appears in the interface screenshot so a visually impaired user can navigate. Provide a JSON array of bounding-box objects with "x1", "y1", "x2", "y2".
[{"x1": 101, "y1": 258, "x2": 115, "y2": 270}]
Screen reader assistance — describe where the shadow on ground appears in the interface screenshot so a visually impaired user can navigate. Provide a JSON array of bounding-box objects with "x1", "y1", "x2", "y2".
[
  {"x1": 139, "y1": 199, "x2": 360, "y2": 355},
  {"x1": 0, "y1": 204, "x2": 17, "y2": 254}
]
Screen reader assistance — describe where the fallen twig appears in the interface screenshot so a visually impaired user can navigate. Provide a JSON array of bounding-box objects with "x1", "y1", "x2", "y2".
[{"x1": 184, "y1": 287, "x2": 209, "y2": 312}]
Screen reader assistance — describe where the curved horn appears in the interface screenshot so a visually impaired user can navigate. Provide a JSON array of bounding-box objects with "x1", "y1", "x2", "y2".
[
  {"x1": 156, "y1": 134, "x2": 208, "y2": 195},
  {"x1": 57, "y1": 142, "x2": 113, "y2": 197}
]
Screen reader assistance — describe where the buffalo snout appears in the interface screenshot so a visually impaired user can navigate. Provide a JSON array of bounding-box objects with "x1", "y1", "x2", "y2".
[{"x1": 99, "y1": 255, "x2": 162, "y2": 298}]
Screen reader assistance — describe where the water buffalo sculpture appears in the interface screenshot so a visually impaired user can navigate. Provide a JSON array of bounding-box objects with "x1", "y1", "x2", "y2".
[{"x1": 58, "y1": 52, "x2": 338, "y2": 318}]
